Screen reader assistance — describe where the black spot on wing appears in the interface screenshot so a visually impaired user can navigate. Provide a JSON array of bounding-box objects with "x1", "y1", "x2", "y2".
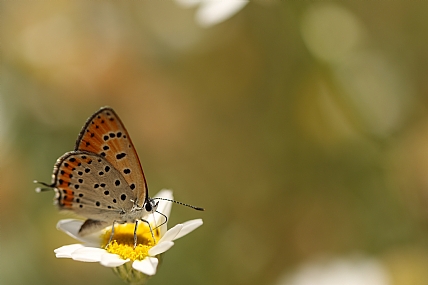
[{"x1": 116, "y1": 153, "x2": 126, "y2": 160}]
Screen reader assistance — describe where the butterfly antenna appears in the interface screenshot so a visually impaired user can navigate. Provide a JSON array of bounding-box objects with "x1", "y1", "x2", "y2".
[
  {"x1": 152, "y1": 197, "x2": 205, "y2": 211},
  {"x1": 33, "y1": 180, "x2": 54, "y2": 192}
]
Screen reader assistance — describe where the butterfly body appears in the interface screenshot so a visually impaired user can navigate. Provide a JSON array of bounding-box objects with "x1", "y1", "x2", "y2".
[{"x1": 44, "y1": 107, "x2": 158, "y2": 236}]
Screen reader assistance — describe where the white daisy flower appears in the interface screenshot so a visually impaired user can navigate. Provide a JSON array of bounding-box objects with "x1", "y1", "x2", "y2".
[
  {"x1": 175, "y1": 0, "x2": 249, "y2": 27},
  {"x1": 276, "y1": 255, "x2": 391, "y2": 285},
  {"x1": 53, "y1": 189, "x2": 203, "y2": 282}
]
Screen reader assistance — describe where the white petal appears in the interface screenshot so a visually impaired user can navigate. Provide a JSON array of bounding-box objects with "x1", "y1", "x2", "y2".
[
  {"x1": 153, "y1": 189, "x2": 174, "y2": 218},
  {"x1": 148, "y1": 241, "x2": 174, "y2": 256},
  {"x1": 70, "y1": 247, "x2": 105, "y2": 262},
  {"x1": 132, "y1": 257, "x2": 159, "y2": 276},
  {"x1": 151, "y1": 189, "x2": 174, "y2": 233},
  {"x1": 54, "y1": 244, "x2": 84, "y2": 258},
  {"x1": 56, "y1": 219, "x2": 83, "y2": 238},
  {"x1": 173, "y1": 219, "x2": 203, "y2": 240},
  {"x1": 56, "y1": 219, "x2": 102, "y2": 246},
  {"x1": 158, "y1": 224, "x2": 183, "y2": 243},
  {"x1": 100, "y1": 253, "x2": 129, "y2": 267},
  {"x1": 196, "y1": 0, "x2": 249, "y2": 27}
]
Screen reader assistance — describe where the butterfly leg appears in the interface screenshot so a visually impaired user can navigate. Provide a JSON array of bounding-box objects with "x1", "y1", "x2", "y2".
[
  {"x1": 106, "y1": 220, "x2": 117, "y2": 248},
  {"x1": 154, "y1": 210, "x2": 168, "y2": 229},
  {"x1": 140, "y1": 218, "x2": 156, "y2": 245},
  {"x1": 133, "y1": 220, "x2": 139, "y2": 249}
]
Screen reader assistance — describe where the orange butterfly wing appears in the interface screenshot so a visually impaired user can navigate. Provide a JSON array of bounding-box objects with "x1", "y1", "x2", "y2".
[{"x1": 74, "y1": 107, "x2": 148, "y2": 206}]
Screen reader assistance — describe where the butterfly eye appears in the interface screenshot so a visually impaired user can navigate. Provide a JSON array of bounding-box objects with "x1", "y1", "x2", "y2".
[{"x1": 145, "y1": 202, "x2": 152, "y2": 212}]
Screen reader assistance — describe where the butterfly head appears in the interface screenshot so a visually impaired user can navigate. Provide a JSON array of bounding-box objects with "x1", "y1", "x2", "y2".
[
  {"x1": 130, "y1": 198, "x2": 158, "y2": 216},
  {"x1": 144, "y1": 198, "x2": 159, "y2": 213}
]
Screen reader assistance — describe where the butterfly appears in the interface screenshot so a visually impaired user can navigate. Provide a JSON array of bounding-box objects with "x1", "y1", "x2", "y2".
[{"x1": 36, "y1": 106, "x2": 203, "y2": 247}]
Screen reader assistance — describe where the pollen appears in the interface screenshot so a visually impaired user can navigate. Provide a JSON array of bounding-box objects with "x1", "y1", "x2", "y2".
[{"x1": 102, "y1": 223, "x2": 160, "y2": 261}]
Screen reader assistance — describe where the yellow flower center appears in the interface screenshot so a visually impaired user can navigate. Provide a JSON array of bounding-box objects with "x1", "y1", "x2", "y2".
[{"x1": 101, "y1": 223, "x2": 160, "y2": 261}]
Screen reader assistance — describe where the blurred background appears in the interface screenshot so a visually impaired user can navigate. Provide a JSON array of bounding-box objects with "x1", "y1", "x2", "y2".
[{"x1": 2, "y1": 1, "x2": 428, "y2": 284}]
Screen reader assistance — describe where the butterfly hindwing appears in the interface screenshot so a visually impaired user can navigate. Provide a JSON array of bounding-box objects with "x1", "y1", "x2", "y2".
[
  {"x1": 52, "y1": 151, "x2": 136, "y2": 222},
  {"x1": 74, "y1": 107, "x2": 148, "y2": 206}
]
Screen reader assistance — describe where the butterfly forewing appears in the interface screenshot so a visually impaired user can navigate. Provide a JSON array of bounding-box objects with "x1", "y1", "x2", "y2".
[
  {"x1": 74, "y1": 107, "x2": 148, "y2": 206},
  {"x1": 52, "y1": 151, "x2": 135, "y2": 222}
]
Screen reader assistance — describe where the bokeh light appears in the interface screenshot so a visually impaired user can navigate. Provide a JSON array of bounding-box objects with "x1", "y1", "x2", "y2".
[{"x1": 2, "y1": 1, "x2": 428, "y2": 285}]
